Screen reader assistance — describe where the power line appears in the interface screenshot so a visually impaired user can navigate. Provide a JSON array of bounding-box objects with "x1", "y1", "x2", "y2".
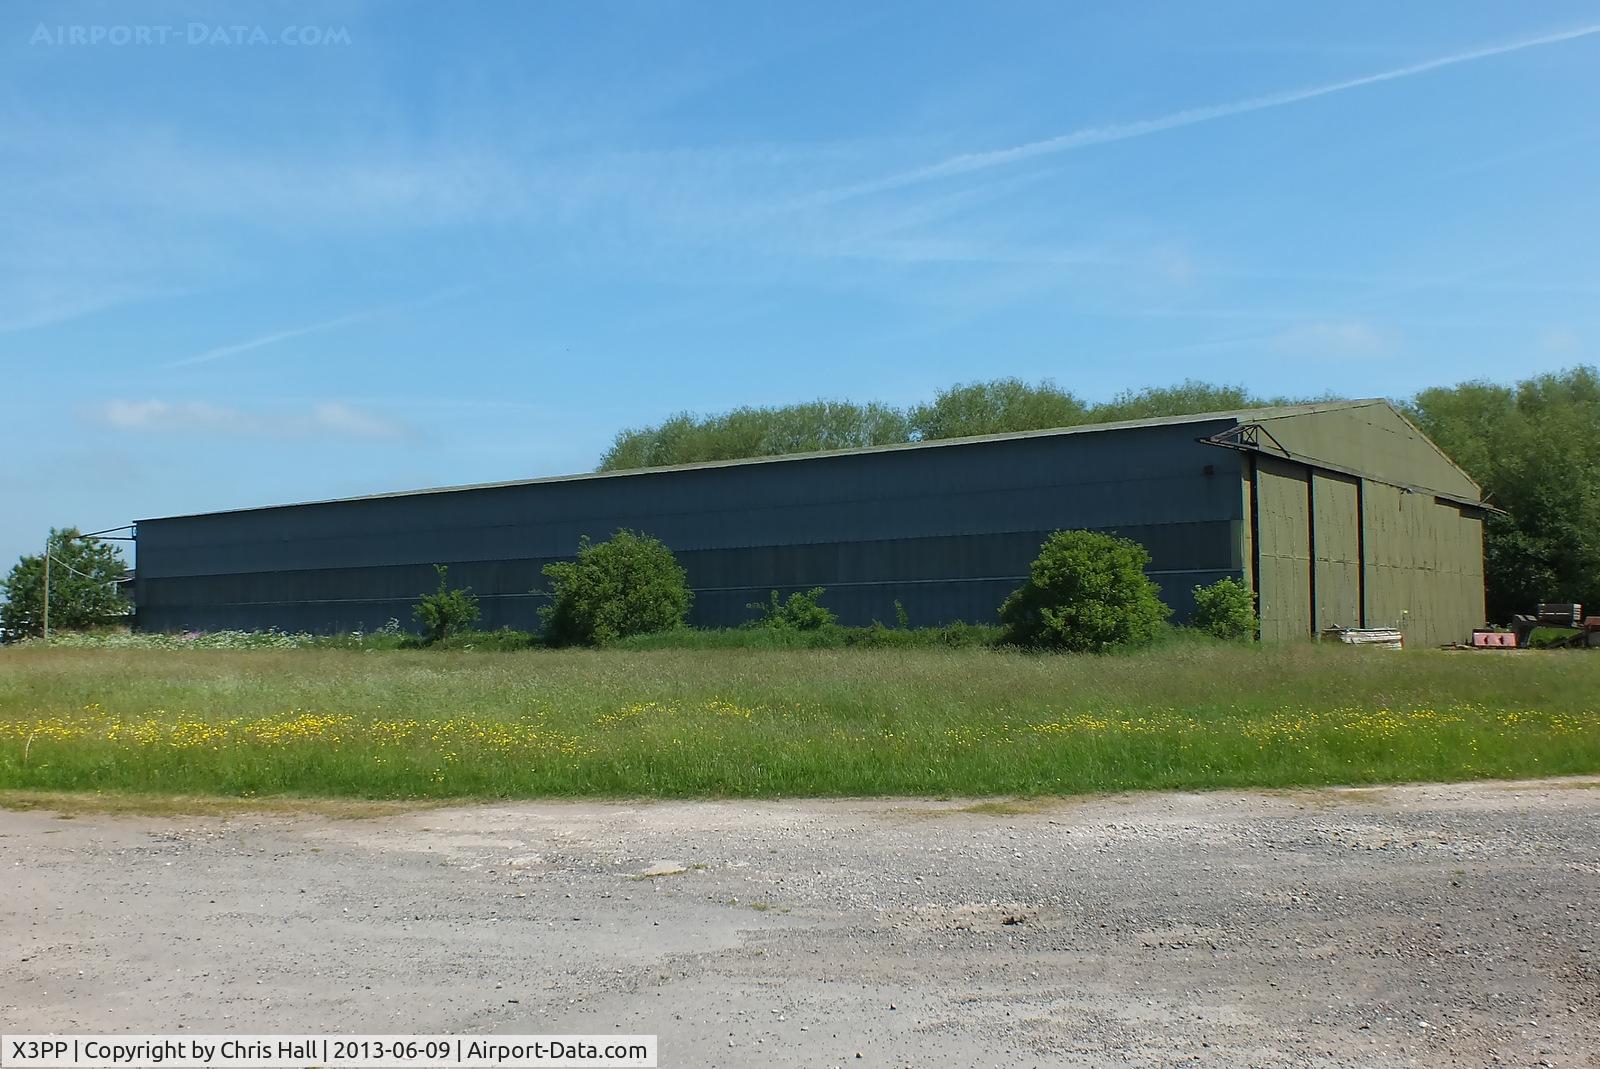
[
  {"x1": 38, "y1": 527, "x2": 135, "y2": 638},
  {"x1": 46, "y1": 553, "x2": 117, "y2": 583}
]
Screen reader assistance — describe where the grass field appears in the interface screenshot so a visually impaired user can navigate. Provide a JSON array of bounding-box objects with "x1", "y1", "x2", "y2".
[{"x1": 1, "y1": 643, "x2": 1597, "y2": 800}]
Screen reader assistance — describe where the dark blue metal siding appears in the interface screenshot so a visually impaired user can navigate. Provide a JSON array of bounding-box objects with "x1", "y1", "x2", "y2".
[{"x1": 134, "y1": 420, "x2": 1245, "y2": 633}]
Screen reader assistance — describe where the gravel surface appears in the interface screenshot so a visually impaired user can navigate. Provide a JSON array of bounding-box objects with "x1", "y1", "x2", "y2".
[{"x1": 4, "y1": 780, "x2": 1599, "y2": 1067}]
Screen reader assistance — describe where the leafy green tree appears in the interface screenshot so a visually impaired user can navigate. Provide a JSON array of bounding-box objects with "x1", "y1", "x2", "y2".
[
  {"x1": 1, "y1": 528, "x2": 131, "y2": 640},
  {"x1": 412, "y1": 565, "x2": 480, "y2": 644},
  {"x1": 600, "y1": 401, "x2": 911, "y2": 470},
  {"x1": 541, "y1": 530, "x2": 693, "y2": 645},
  {"x1": 999, "y1": 531, "x2": 1171, "y2": 651},
  {"x1": 757, "y1": 401, "x2": 909, "y2": 455},
  {"x1": 599, "y1": 378, "x2": 1316, "y2": 470},
  {"x1": 1191, "y1": 577, "x2": 1258, "y2": 639},
  {"x1": 1406, "y1": 366, "x2": 1600, "y2": 621},
  {"x1": 1088, "y1": 380, "x2": 1268, "y2": 423},
  {"x1": 600, "y1": 413, "x2": 702, "y2": 470},
  {"x1": 909, "y1": 378, "x2": 1089, "y2": 439},
  {"x1": 748, "y1": 587, "x2": 837, "y2": 631}
]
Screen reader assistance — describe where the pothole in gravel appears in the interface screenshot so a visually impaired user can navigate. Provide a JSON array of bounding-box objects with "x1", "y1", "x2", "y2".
[{"x1": 882, "y1": 902, "x2": 1059, "y2": 932}]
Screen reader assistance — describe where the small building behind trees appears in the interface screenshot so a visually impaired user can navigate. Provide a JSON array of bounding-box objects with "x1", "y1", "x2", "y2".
[{"x1": 132, "y1": 399, "x2": 1491, "y2": 646}]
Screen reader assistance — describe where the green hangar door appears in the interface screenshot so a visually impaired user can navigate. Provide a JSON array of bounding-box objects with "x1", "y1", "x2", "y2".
[
  {"x1": 1311, "y1": 471, "x2": 1363, "y2": 632},
  {"x1": 1253, "y1": 458, "x2": 1365, "y2": 640},
  {"x1": 1254, "y1": 457, "x2": 1312, "y2": 641}
]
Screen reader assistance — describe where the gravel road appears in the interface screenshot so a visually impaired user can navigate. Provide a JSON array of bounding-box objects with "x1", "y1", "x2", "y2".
[{"x1": 4, "y1": 780, "x2": 1598, "y2": 1068}]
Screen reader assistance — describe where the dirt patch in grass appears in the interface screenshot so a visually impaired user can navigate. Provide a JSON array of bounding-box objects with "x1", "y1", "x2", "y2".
[
  {"x1": 891, "y1": 796, "x2": 1099, "y2": 820},
  {"x1": 955, "y1": 798, "x2": 1058, "y2": 816}
]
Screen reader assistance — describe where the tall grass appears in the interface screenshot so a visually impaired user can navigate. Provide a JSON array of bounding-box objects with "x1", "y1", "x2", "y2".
[
  {"x1": 0, "y1": 644, "x2": 1596, "y2": 799},
  {"x1": 610, "y1": 620, "x2": 1002, "y2": 650}
]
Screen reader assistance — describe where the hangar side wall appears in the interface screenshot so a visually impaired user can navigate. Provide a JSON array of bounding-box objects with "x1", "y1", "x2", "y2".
[{"x1": 135, "y1": 420, "x2": 1247, "y2": 634}]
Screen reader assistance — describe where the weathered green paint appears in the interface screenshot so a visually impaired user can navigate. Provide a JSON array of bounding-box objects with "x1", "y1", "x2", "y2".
[
  {"x1": 1253, "y1": 403, "x2": 1479, "y2": 500},
  {"x1": 1359, "y1": 482, "x2": 1486, "y2": 646},
  {"x1": 1254, "y1": 456, "x2": 1312, "y2": 642},
  {"x1": 1312, "y1": 471, "x2": 1362, "y2": 631},
  {"x1": 1239, "y1": 400, "x2": 1487, "y2": 647}
]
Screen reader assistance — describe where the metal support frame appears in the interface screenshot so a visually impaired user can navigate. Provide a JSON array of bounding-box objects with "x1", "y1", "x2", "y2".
[
  {"x1": 1245, "y1": 452, "x2": 1262, "y2": 641},
  {"x1": 1196, "y1": 424, "x2": 1502, "y2": 515}
]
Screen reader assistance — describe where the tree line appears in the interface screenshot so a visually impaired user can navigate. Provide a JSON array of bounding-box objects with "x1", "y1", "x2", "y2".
[
  {"x1": 598, "y1": 379, "x2": 1293, "y2": 470},
  {"x1": 601, "y1": 368, "x2": 1600, "y2": 623}
]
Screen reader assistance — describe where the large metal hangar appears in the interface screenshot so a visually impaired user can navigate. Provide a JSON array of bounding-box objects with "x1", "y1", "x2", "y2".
[{"x1": 132, "y1": 399, "x2": 1492, "y2": 646}]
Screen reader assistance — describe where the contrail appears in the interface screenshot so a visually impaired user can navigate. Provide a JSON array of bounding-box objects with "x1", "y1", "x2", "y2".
[
  {"x1": 816, "y1": 22, "x2": 1600, "y2": 204},
  {"x1": 164, "y1": 311, "x2": 372, "y2": 369},
  {"x1": 163, "y1": 285, "x2": 472, "y2": 370}
]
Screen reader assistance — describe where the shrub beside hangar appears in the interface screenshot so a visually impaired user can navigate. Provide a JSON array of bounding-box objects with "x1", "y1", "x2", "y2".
[{"x1": 132, "y1": 399, "x2": 1491, "y2": 646}]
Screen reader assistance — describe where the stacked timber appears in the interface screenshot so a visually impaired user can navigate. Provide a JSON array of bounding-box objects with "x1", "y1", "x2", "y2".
[{"x1": 1321, "y1": 627, "x2": 1404, "y2": 650}]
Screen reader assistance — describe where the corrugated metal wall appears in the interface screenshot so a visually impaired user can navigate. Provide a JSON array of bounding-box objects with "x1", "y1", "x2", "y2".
[
  {"x1": 1361, "y1": 483, "x2": 1486, "y2": 646},
  {"x1": 1241, "y1": 403, "x2": 1486, "y2": 646},
  {"x1": 1253, "y1": 457, "x2": 1313, "y2": 642},
  {"x1": 1252, "y1": 403, "x2": 1480, "y2": 500},
  {"x1": 1311, "y1": 472, "x2": 1363, "y2": 631},
  {"x1": 135, "y1": 419, "x2": 1247, "y2": 634}
]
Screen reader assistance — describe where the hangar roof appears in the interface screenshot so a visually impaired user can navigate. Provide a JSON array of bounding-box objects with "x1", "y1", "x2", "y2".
[{"x1": 142, "y1": 398, "x2": 1485, "y2": 521}]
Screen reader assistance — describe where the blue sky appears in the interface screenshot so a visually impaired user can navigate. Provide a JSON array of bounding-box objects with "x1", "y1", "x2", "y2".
[{"x1": 3, "y1": 1, "x2": 1598, "y2": 573}]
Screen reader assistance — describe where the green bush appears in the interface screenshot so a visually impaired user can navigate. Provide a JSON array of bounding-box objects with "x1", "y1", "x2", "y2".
[
  {"x1": 999, "y1": 531, "x2": 1171, "y2": 651},
  {"x1": 613, "y1": 626, "x2": 842, "y2": 651},
  {"x1": 845, "y1": 619, "x2": 1002, "y2": 649},
  {"x1": 541, "y1": 530, "x2": 693, "y2": 646},
  {"x1": 748, "y1": 587, "x2": 837, "y2": 631},
  {"x1": 1191, "y1": 577, "x2": 1258, "y2": 640},
  {"x1": 930, "y1": 621, "x2": 1004, "y2": 648},
  {"x1": 849, "y1": 620, "x2": 917, "y2": 648},
  {"x1": 425, "y1": 628, "x2": 537, "y2": 652},
  {"x1": 413, "y1": 565, "x2": 481, "y2": 644},
  {"x1": 610, "y1": 620, "x2": 1003, "y2": 651}
]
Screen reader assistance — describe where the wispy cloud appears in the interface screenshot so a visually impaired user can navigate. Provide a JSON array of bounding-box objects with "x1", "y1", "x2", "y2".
[
  {"x1": 1540, "y1": 327, "x2": 1582, "y2": 354},
  {"x1": 0, "y1": 281, "x2": 183, "y2": 335},
  {"x1": 812, "y1": 22, "x2": 1600, "y2": 204},
  {"x1": 1269, "y1": 320, "x2": 1393, "y2": 358},
  {"x1": 86, "y1": 400, "x2": 415, "y2": 441},
  {"x1": 0, "y1": 215, "x2": 208, "y2": 335}
]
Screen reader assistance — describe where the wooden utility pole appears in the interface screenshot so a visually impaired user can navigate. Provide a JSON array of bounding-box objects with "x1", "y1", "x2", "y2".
[{"x1": 41, "y1": 534, "x2": 50, "y2": 640}]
